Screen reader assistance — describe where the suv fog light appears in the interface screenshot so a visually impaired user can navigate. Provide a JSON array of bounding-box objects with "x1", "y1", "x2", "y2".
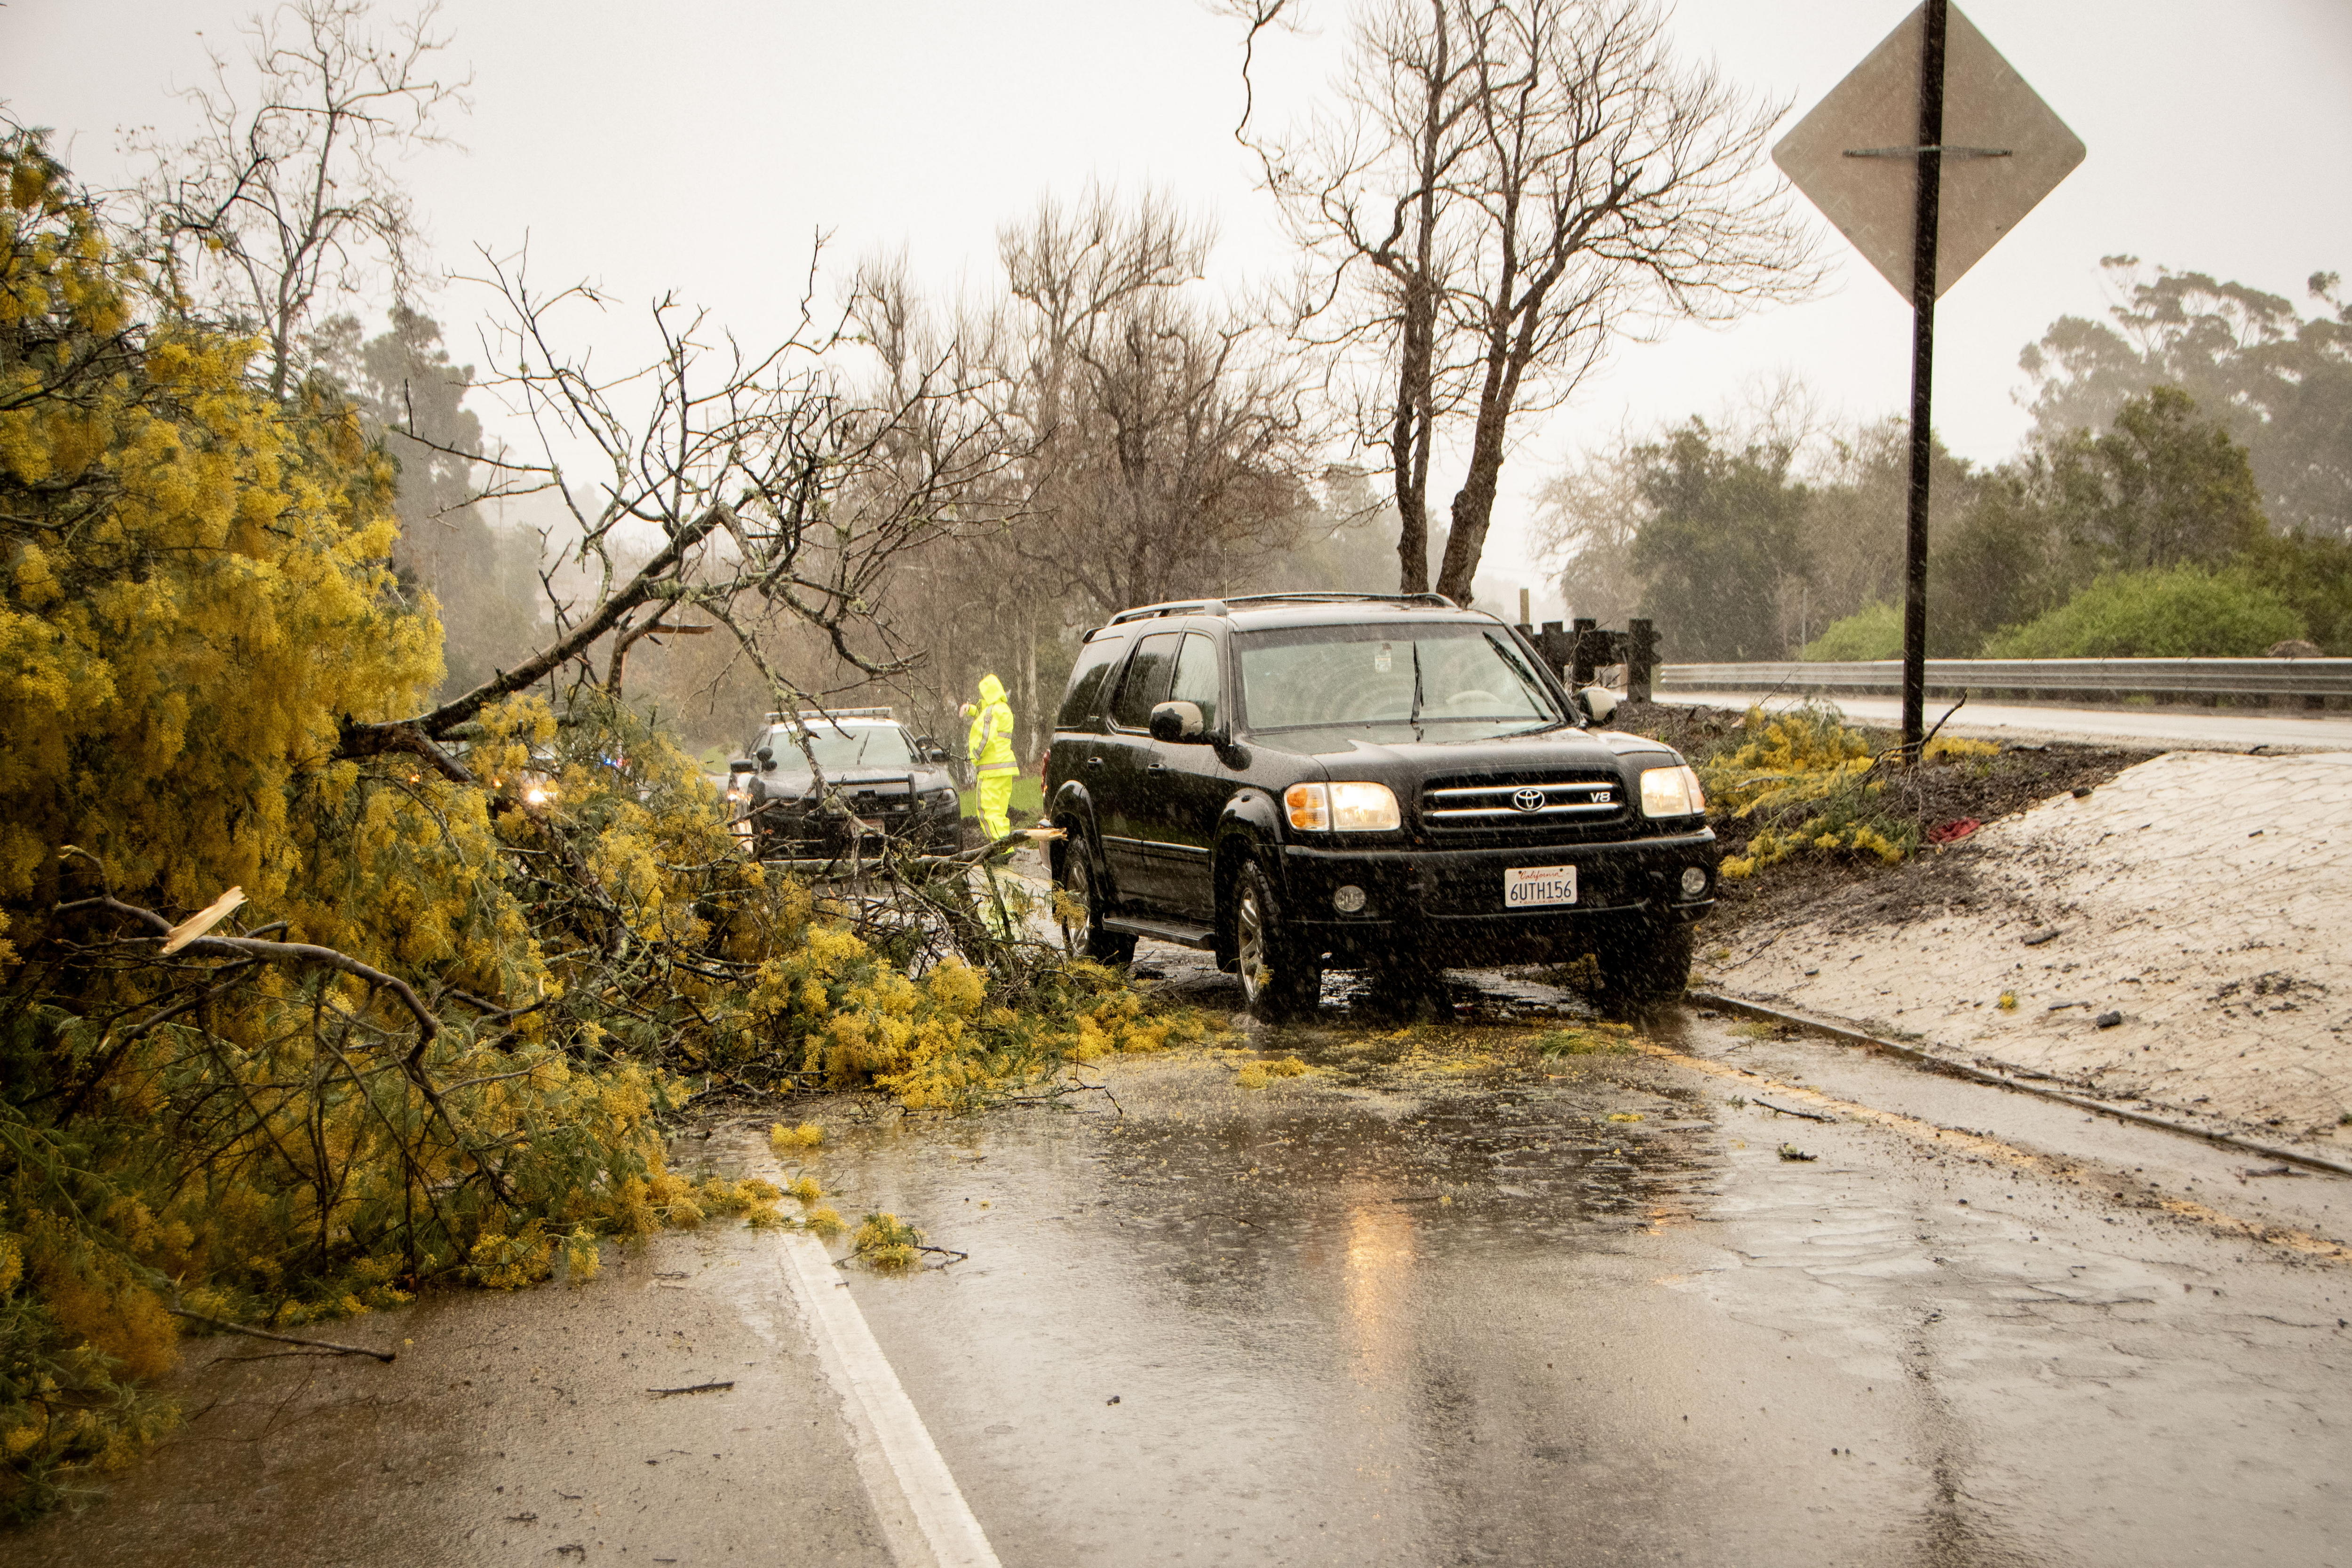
[
  {"x1": 1332, "y1": 884, "x2": 1367, "y2": 913},
  {"x1": 1680, "y1": 866, "x2": 1709, "y2": 898}
]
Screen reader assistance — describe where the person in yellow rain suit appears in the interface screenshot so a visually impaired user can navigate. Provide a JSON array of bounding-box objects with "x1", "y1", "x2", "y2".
[{"x1": 962, "y1": 673, "x2": 1018, "y2": 844}]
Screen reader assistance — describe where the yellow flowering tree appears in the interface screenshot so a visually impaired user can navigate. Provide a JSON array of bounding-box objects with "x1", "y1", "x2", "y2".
[{"x1": 0, "y1": 132, "x2": 1201, "y2": 1520}]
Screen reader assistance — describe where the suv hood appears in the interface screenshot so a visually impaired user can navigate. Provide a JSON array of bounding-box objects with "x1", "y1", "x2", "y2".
[{"x1": 1270, "y1": 724, "x2": 1676, "y2": 772}]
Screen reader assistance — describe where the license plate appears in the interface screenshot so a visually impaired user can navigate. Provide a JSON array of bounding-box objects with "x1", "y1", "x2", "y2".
[{"x1": 1504, "y1": 865, "x2": 1578, "y2": 908}]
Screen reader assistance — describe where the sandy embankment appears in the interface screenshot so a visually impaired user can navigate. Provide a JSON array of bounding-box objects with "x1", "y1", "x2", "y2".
[{"x1": 1700, "y1": 750, "x2": 2352, "y2": 1141}]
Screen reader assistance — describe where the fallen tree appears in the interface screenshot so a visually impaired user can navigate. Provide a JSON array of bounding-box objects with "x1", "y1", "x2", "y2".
[{"x1": 0, "y1": 130, "x2": 1190, "y2": 1523}]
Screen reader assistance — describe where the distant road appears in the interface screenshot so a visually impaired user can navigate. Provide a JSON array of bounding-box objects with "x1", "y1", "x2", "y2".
[{"x1": 1655, "y1": 689, "x2": 2352, "y2": 752}]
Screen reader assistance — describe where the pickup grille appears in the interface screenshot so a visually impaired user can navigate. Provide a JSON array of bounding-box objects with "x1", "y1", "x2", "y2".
[
  {"x1": 753, "y1": 779, "x2": 928, "y2": 848},
  {"x1": 1422, "y1": 775, "x2": 1623, "y2": 829}
]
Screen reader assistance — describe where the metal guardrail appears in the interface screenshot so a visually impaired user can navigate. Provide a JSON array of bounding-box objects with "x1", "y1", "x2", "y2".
[{"x1": 1655, "y1": 657, "x2": 2352, "y2": 700}]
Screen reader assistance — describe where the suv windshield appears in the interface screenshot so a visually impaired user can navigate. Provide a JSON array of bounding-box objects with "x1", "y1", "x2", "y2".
[
  {"x1": 1235, "y1": 623, "x2": 1565, "y2": 736},
  {"x1": 764, "y1": 724, "x2": 913, "y2": 771}
]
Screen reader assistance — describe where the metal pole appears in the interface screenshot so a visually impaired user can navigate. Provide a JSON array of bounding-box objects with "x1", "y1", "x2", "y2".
[{"x1": 1901, "y1": 0, "x2": 1947, "y2": 756}]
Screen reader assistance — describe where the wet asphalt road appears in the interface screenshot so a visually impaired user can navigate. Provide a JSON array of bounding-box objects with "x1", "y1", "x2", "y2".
[{"x1": 13, "y1": 948, "x2": 2351, "y2": 1567}]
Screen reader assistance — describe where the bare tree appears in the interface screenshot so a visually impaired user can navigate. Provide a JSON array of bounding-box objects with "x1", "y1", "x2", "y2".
[
  {"x1": 336, "y1": 247, "x2": 1015, "y2": 780},
  {"x1": 133, "y1": 0, "x2": 471, "y2": 398},
  {"x1": 995, "y1": 190, "x2": 1318, "y2": 616},
  {"x1": 1236, "y1": 0, "x2": 1814, "y2": 605}
]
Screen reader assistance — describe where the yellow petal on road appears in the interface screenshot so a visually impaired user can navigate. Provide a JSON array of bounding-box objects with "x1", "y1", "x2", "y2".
[{"x1": 160, "y1": 886, "x2": 246, "y2": 954}]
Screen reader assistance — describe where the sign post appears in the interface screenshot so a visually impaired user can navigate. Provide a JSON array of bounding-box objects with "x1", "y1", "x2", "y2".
[{"x1": 1772, "y1": 2, "x2": 2083, "y2": 753}]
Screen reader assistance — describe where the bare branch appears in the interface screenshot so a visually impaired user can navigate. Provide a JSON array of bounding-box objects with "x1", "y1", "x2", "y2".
[{"x1": 130, "y1": 0, "x2": 474, "y2": 398}]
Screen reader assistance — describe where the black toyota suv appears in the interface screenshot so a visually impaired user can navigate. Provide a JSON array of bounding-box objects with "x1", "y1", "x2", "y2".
[{"x1": 1043, "y1": 592, "x2": 1716, "y2": 1018}]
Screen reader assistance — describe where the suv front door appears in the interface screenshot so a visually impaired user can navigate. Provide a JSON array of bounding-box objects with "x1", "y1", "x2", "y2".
[
  {"x1": 1135, "y1": 631, "x2": 1232, "y2": 919},
  {"x1": 1098, "y1": 630, "x2": 1182, "y2": 907}
]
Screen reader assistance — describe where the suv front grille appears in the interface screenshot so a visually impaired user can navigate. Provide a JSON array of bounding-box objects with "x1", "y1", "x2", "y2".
[{"x1": 1422, "y1": 774, "x2": 1623, "y2": 830}]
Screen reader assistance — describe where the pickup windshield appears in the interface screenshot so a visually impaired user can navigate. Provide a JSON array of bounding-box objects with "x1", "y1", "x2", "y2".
[
  {"x1": 764, "y1": 724, "x2": 913, "y2": 771},
  {"x1": 1235, "y1": 624, "x2": 1565, "y2": 736}
]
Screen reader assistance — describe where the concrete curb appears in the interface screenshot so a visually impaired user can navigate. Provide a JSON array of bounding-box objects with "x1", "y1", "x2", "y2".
[{"x1": 1686, "y1": 988, "x2": 2352, "y2": 1180}]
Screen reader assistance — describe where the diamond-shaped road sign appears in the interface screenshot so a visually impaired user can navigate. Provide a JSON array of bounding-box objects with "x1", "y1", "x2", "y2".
[{"x1": 1772, "y1": 3, "x2": 2084, "y2": 300}]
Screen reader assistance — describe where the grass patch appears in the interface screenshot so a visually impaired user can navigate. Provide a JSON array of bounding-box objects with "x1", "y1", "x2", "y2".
[{"x1": 1534, "y1": 1024, "x2": 1637, "y2": 1057}]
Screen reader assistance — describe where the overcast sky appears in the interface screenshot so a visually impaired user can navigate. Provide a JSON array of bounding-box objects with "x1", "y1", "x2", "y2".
[{"x1": 7, "y1": 0, "x2": 2350, "y2": 613}]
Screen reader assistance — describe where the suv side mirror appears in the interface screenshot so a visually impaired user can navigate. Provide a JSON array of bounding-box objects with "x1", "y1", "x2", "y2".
[
  {"x1": 1149, "y1": 700, "x2": 1208, "y2": 743},
  {"x1": 913, "y1": 736, "x2": 948, "y2": 763},
  {"x1": 728, "y1": 758, "x2": 755, "y2": 777}
]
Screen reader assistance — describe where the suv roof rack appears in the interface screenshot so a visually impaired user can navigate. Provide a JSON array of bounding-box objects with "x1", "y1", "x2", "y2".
[
  {"x1": 1104, "y1": 591, "x2": 1458, "y2": 626},
  {"x1": 1222, "y1": 591, "x2": 1459, "y2": 611},
  {"x1": 1106, "y1": 598, "x2": 1230, "y2": 625}
]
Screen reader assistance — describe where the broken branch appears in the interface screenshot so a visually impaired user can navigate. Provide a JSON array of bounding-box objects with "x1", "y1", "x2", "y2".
[{"x1": 168, "y1": 1307, "x2": 397, "y2": 1362}]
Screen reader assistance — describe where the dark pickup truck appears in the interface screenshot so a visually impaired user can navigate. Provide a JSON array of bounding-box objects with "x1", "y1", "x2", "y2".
[
  {"x1": 730, "y1": 709, "x2": 962, "y2": 862},
  {"x1": 1043, "y1": 592, "x2": 1716, "y2": 1018}
]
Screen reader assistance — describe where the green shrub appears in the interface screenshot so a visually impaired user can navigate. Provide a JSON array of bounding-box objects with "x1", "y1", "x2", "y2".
[
  {"x1": 1981, "y1": 565, "x2": 2304, "y2": 658},
  {"x1": 1803, "y1": 600, "x2": 1903, "y2": 661},
  {"x1": 2240, "y1": 532, "x2": 2352, "y2": 654}
]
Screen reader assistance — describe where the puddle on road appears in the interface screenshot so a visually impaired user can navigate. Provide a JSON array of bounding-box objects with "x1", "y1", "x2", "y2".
[
  {"x1": 788, "y1": 947, "x2": 1730, "y2": 1281},
  {"x1": 783, "y1": 959, "x2": 2352, "y2": 1568},
  {"x1": 805, "y1": 1057, "x2": 1788, "y2": 1567},
  {"x1": 783, "y1": 969, "x2": 1911, "y2": 1567}
]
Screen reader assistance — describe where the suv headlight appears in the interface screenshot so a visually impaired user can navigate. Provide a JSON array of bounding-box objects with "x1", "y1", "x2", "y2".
[
  {"x1": 1284, "y1": 781, "x2": 1401, "y2": 832},
  {"x1": 1638, "y1": 764, "x2": 1707, "y2": 819}
]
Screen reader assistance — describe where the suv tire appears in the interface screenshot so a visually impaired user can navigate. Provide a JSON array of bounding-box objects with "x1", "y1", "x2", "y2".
[
  {"x1": 1592, "y1": 917, "x2": 1692, "y2": 1004},
  {"x1": 1234, "y1": 860, "x2": 1321, "y2": 1021},
  {"x1": 1056, "y1": 831, "x2": 1136, "y2": 965}
]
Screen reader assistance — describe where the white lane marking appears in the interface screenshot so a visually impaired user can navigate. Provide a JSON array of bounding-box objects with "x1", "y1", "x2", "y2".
[{"x1": 779, "y1": 1232, "x2": 1002, "y2": 1568}]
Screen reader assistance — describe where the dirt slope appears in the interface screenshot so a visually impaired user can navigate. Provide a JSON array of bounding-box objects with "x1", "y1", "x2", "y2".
[{"x1": 1696, "y1": 749, "x2": 2352, "y2": 1142}]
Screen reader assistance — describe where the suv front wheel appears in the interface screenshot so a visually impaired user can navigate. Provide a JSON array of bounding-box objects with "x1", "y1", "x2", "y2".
[
  {"x1": 1233, "y1": 860, "x2": 1322, "y2": 1021},
  {"x1": 1055, "y1": 830, "x2": 1136, "y2": 965}
]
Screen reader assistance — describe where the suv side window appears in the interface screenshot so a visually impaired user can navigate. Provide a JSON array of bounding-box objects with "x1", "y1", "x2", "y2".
[
  {"x1": 1107, "y1": 631, "x2": 1182, "y2": 731},
  {"x1": 1057, "y1": 634, "x2": 1128, "y2": 731},
  {"x1": 1168, "y1": 633, "x2": 1221, "y2": 732}
]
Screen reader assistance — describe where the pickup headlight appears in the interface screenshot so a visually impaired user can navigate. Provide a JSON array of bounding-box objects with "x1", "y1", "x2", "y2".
[
  {"x1": 1638, "y1": 764, "x2": 1707, "y2": 819},
  {"x1": 1284, "y1": 781, "x2": 1401, "y2": 832}
]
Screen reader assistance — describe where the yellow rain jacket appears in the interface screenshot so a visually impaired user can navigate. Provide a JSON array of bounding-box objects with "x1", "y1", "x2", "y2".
[
  {"x1": 965, "y1": 674, "x2": 1017, "y2": 778},
  {"x1": 964, "y1": 674, "x2": 1018, "y2": 844}
]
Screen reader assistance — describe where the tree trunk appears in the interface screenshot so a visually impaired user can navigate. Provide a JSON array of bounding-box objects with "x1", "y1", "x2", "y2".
[
  {"x1": 1391, "y1": 405, "x2": 1431, "y2": 594},
  {"x1": 1020, "y1": 605, "x2": 1039, "y2": 764},
  {"x1": 1435, "y1": 376, "x2": 1517, "y2": 608},
  {"x1": 342, "y1": 506, "x2": 723, "y2": 751}
]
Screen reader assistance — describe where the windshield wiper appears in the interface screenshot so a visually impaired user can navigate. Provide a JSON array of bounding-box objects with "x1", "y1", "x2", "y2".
[{"x1": 1408, "y1": 642, "x2": 1424, "y2": 727}]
